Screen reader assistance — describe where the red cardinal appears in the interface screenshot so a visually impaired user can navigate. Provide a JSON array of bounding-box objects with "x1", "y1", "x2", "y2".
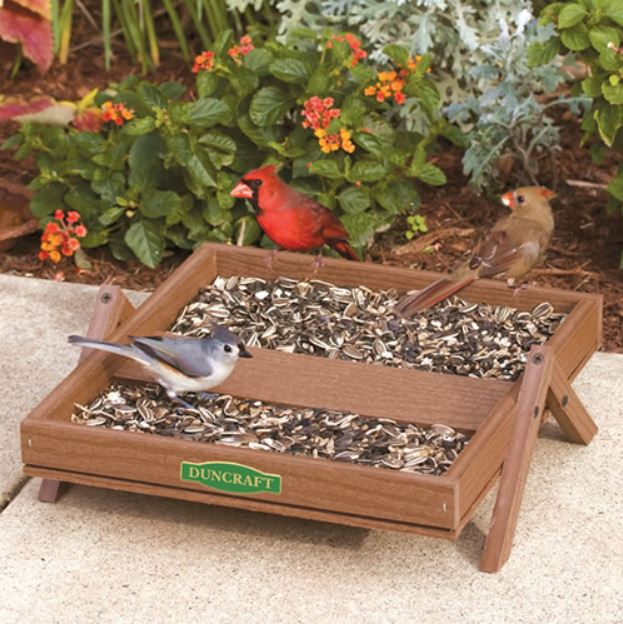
[
  {"x1": 394, "y1": 186, "x2": 556, "y2": 317},
  {"x1": 230, "y1": 164, "x2": 359, "y2": 261}
]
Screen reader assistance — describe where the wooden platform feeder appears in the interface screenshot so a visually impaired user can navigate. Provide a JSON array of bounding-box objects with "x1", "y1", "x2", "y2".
[{"x1": 21, "y1": 244, "x2": 601, "y2": 571}]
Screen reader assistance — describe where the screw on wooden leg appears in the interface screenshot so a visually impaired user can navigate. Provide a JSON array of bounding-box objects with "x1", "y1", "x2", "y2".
[
  {"x1": 546, "y1": 359, "x2": 597, "y2": 445},
  {"x1": 42, "y1": 285, "x2": 138, "y2": 504},
  {"x1": 480, "y1": 345, "x2": 553, "y2": 572}
]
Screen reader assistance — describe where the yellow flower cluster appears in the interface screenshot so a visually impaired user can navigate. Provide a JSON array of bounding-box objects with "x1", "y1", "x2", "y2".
[{"x1": 314, "y1": 127, "x2": 355, "y2": 154}]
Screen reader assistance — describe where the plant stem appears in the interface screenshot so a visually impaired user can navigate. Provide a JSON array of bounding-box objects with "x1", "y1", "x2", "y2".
[
  {"x1": 162, "y1": 0, "x2": 190, "y2": 61},
  {"x1": 9, "y1": 46, "x2": 23, "y2": 79},
  {"x1": 102, "y1": 0, "x2": 112, "y2": 70},
  {"x1": 59, "y1": 0, "x2": 75, "y2": 64}
]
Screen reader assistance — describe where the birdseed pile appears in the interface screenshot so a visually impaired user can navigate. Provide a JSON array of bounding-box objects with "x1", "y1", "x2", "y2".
[
  {"x1": 170, "y1": 275, "x2": 565, "y2": 381},
  {"x1": 72, "y1": 384, "x2": 469, "y2": 475}
]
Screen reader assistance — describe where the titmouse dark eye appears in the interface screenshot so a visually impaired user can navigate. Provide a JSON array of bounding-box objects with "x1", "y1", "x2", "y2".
[
  {"x1": 517, "y1": 194, "x2": 525, "y2": 204},
  {"x1": 224, "y1": 345, "x2": 232, "y2": 353}
]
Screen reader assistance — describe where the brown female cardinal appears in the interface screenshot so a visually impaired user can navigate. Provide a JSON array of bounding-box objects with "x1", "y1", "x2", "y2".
[
  {"x1": 230, "y1": 164, "x2": 359, "y2": 261},
  {"x1": 394, "y1": 186, "x2": 556, "y2": 317}
]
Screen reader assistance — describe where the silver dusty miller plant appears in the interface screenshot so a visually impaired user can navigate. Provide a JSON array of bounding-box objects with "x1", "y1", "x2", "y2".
[
  {"x1": 225, "y1": 0, "x2": 576, "y2": 189},
  {"x1": 446, "y1": 12, "x2": 582, "y2": 190}
]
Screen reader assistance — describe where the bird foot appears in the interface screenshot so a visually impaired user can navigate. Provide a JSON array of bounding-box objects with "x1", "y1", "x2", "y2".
[
  {"x1": 171, "y1": 396, "x2": 194, "y2": 410},
  {"x1": 312, "y1": 252, "x2": 325, "y2": 273},
  {"x1": 265, "y1": 249, "x2": 278, "y2": 272},
  {"x1": 507, "y1": 278, "x2": 529, "y2": 297},
  {"x1": 196, "y1": 391, "x2": 219, "y2": 403}
]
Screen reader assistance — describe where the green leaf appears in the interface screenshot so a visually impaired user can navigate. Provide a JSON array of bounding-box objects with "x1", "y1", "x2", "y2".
[
  {"x1": 340, "y1": 212, "x2": 390, "y2": 247},
  {"x1": 63, "y1": 182, "x2": 100, "y2": 220},
  {"x1": 1, "y1": 133, "x2": 22, "y2": 151},
  {"x1": 340, "y1": 96, "x2": 367, "y2": 127},
  {"x1": 413, "y1": 79, "x2": 441, "y2": 117},
  {"x1": 353, "y1": 132, "x2": 384, "y2": 157},
  {"x1": 603, "y1": 82, "x2": 623, "y2": 104},
  {"x1": 269, "y1": 58, "x2": 310, "y2": 84},
  {"x1": 141, "y1": 189, "x2": 182, "y2": 218},
  {"x1": 124, "y1": 219, "x2": 164, "y2": 268},
  {"x1": 185, "y1": 154, "x2": 217, "y2": 192},
  {"x1": 589, "y1": 25, "x2": 620, "y2": 52},
  {"x1": 582, "y1": 75, "x2": 603, "y2": 97},
  {"x1": 558, "y1": 3, "x2": 587, "y2": 28},
  {"x1": 197, "y1": 72, "x2": 218, "y2": 98},
  {"x1": 307, "y1": 67, "x2": 331, "y2": 93},
  {"x1": 123, "y1": 117, "x2": 157, "y2": 136},
  {"x1": 108, "y1": 233, "x2": 133, "y2": 260},
  {"x1": 73, "y1": 247, "x2": 93, "y2": 271},
  {"x1": 79, "y1": 230, "x2": 109, "y2": 248},
  {"x1": 337, "y1": 186, "x2": 371, "y2": 214},
  {"x1": 383, "y1": 44, "x2": 409, "y2": 66},
  {"x1": 203, "y1": 195, "x2": 227, "y2": 226},
  {"x1": 92, "y1": 172, "x2": 126, "y2": 203},
  {"x1": 198, "y1": 131, "x2": 236, "y2": 169},
  {"x1": 249, "y1": 87, "x2": 292, "y2": 127},
  {"x1": 138, "y1": 84, "x2": 167, "y2": 109},
  {"x1": 377, "y1": 181, "x2": 420, "y2": 214},
  {"x1": 213, "y1": 29, "x2": 233, "y2": 56},
  {"x1": 98, "y1": 205, "x2": 126, "y2": 226},
  {"x1": 165, "y1": 134, "x2": 192, "y2": 165},
  {"x1": 608, "y1": 169, "x2": 623, "y2": 201},
  {"x1": 594, "y1": 102, "x2": 622, "y2": 146},
  {"x1": 599, "y1": 47, "x2": 622, "y2": 71},
  {"x1": 234, "y1": 215, "x2": 262, "y2": 245},
  {"x1": 350, "y1": 160, "x2": 387, "y2": 182},
  {"x1": 605, "y1": 0, "x2": 623, "y2": 25},
  {"x1": 30, "y1": 184, "x2": 66, "y2": 220},
  {"x1": 560, "y1": 24, "x2": 591, "y2": 50},
  {"x1": 228, "y1": 67, "x2": 260, "y2": 97},
  {"x1": 350, "y1": 64, "x2": 376, "y2": 85},
  {"x1": 244, "y1": 48, "x2": 274, "y2": 75},
  {"x1": 309, "y1": 159, "x2": 342, "y2": 179},
  {"x1": 238, "y1": 114, "x2": 278, "y2": 147},
  {"x1": 188, "y1": 98, "x2": 230, "y2": 127},
  {"x1": 159, "y1": 82, "x2": 186, "y2": 100},
  {"x1": 128, "y1": 133, "x2": 163, "y2": 191},
  {"x1": 527, "y1": 38, "x2": 561, "y2": 67},
  {"x1": 411, "y1": 162, "x2": 447, "y2": 186}
]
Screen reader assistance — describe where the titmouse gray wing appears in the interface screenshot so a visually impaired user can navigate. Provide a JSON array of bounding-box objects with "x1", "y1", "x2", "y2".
[{"x1": 130, "y1": 336, "x2": 213, "y2": 378}]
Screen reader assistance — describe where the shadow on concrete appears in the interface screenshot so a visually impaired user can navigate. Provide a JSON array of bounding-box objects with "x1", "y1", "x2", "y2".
[{"x1": 39, "y1": 480, "x2": 371, "y2": 550}]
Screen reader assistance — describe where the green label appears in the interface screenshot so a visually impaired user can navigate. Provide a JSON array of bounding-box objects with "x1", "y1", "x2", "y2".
[{"x1": 180, "y1": 461, "x2": 282, "y2": 495}]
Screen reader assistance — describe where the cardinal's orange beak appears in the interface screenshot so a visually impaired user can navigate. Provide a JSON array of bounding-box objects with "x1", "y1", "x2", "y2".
[
  {"x1": 231, "y1": 181, "x2": 254, "y2": 199},
  {"x1": 500, "y1": 192, "x2": 515, "y2": 209}
]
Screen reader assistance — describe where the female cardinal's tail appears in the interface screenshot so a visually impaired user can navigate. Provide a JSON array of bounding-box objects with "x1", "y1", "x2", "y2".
[
  {"x1": 393, "y1": 274, "x2": 476, "y2": 317},
  {"x1": 331, "y1": 241, "x2": 359, "y2": 261}
]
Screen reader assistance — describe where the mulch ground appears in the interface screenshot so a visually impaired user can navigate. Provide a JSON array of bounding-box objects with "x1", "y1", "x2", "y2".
[{"x1": 1, "y1": 41, "x2": 621, "y2": 352}]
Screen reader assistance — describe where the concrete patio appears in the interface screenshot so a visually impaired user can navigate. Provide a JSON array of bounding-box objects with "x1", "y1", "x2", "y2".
[{"x1": 1, "y1": 274, "x2": 621, "y2": 623}]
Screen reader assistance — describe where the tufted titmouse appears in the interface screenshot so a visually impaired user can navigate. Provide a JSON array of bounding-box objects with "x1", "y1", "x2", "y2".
[{"x1": 68, "y1": 325, "x2": 252, "y2": 404}]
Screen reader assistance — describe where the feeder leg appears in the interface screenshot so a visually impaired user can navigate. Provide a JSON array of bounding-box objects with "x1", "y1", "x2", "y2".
[
  {"x1": 39, "y1": 285, "x2": 136, "y2": 504},
  {"x1": 38, "y1": 479, "x2": 62, "y2": 503},
  {"x1": 480, "y1": 345, "x2": 554, "y2": 573},
  {"x1": 547, "y1": 358, "x2": 597, "y2": 445}
]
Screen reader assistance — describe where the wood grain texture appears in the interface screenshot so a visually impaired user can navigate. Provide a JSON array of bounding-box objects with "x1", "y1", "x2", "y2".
[
  {"x1": 547, "y1": 358, "x2": 598, "y2": 445},
  {"x1": 449, "y1": 293, "x2": 601, "y2": 519},
  {"x1": 20, "y1": 243, "x2": 601, "y2": 546},
  {"x1": 212, "y1": 244, "x2": 600, "y2": 313},
  {"x1": 24, "y1": 465, "x2": 460, "y2": 540},
  {"x1": 38, "y1": 285, "x2": 137, "y2": 503},
  {"x1": 480, "y1": 346, "x2": 554, "y2": 572},
  {"x1": 114, "y1": 346, "x2": 511, "y2": 430},
  {"x1": 22, "y1": 419, "x2": 456, "y2": 528}
]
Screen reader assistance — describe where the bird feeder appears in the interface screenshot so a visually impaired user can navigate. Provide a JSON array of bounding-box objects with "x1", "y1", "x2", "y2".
[{"x1": 21, "y1": 243, "x2": 600, "y2": 571}]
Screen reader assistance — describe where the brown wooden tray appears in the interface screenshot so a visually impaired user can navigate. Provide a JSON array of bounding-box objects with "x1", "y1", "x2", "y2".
[{"x1": 20, "y1": 243, "x2": 601, "y2": 571}]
